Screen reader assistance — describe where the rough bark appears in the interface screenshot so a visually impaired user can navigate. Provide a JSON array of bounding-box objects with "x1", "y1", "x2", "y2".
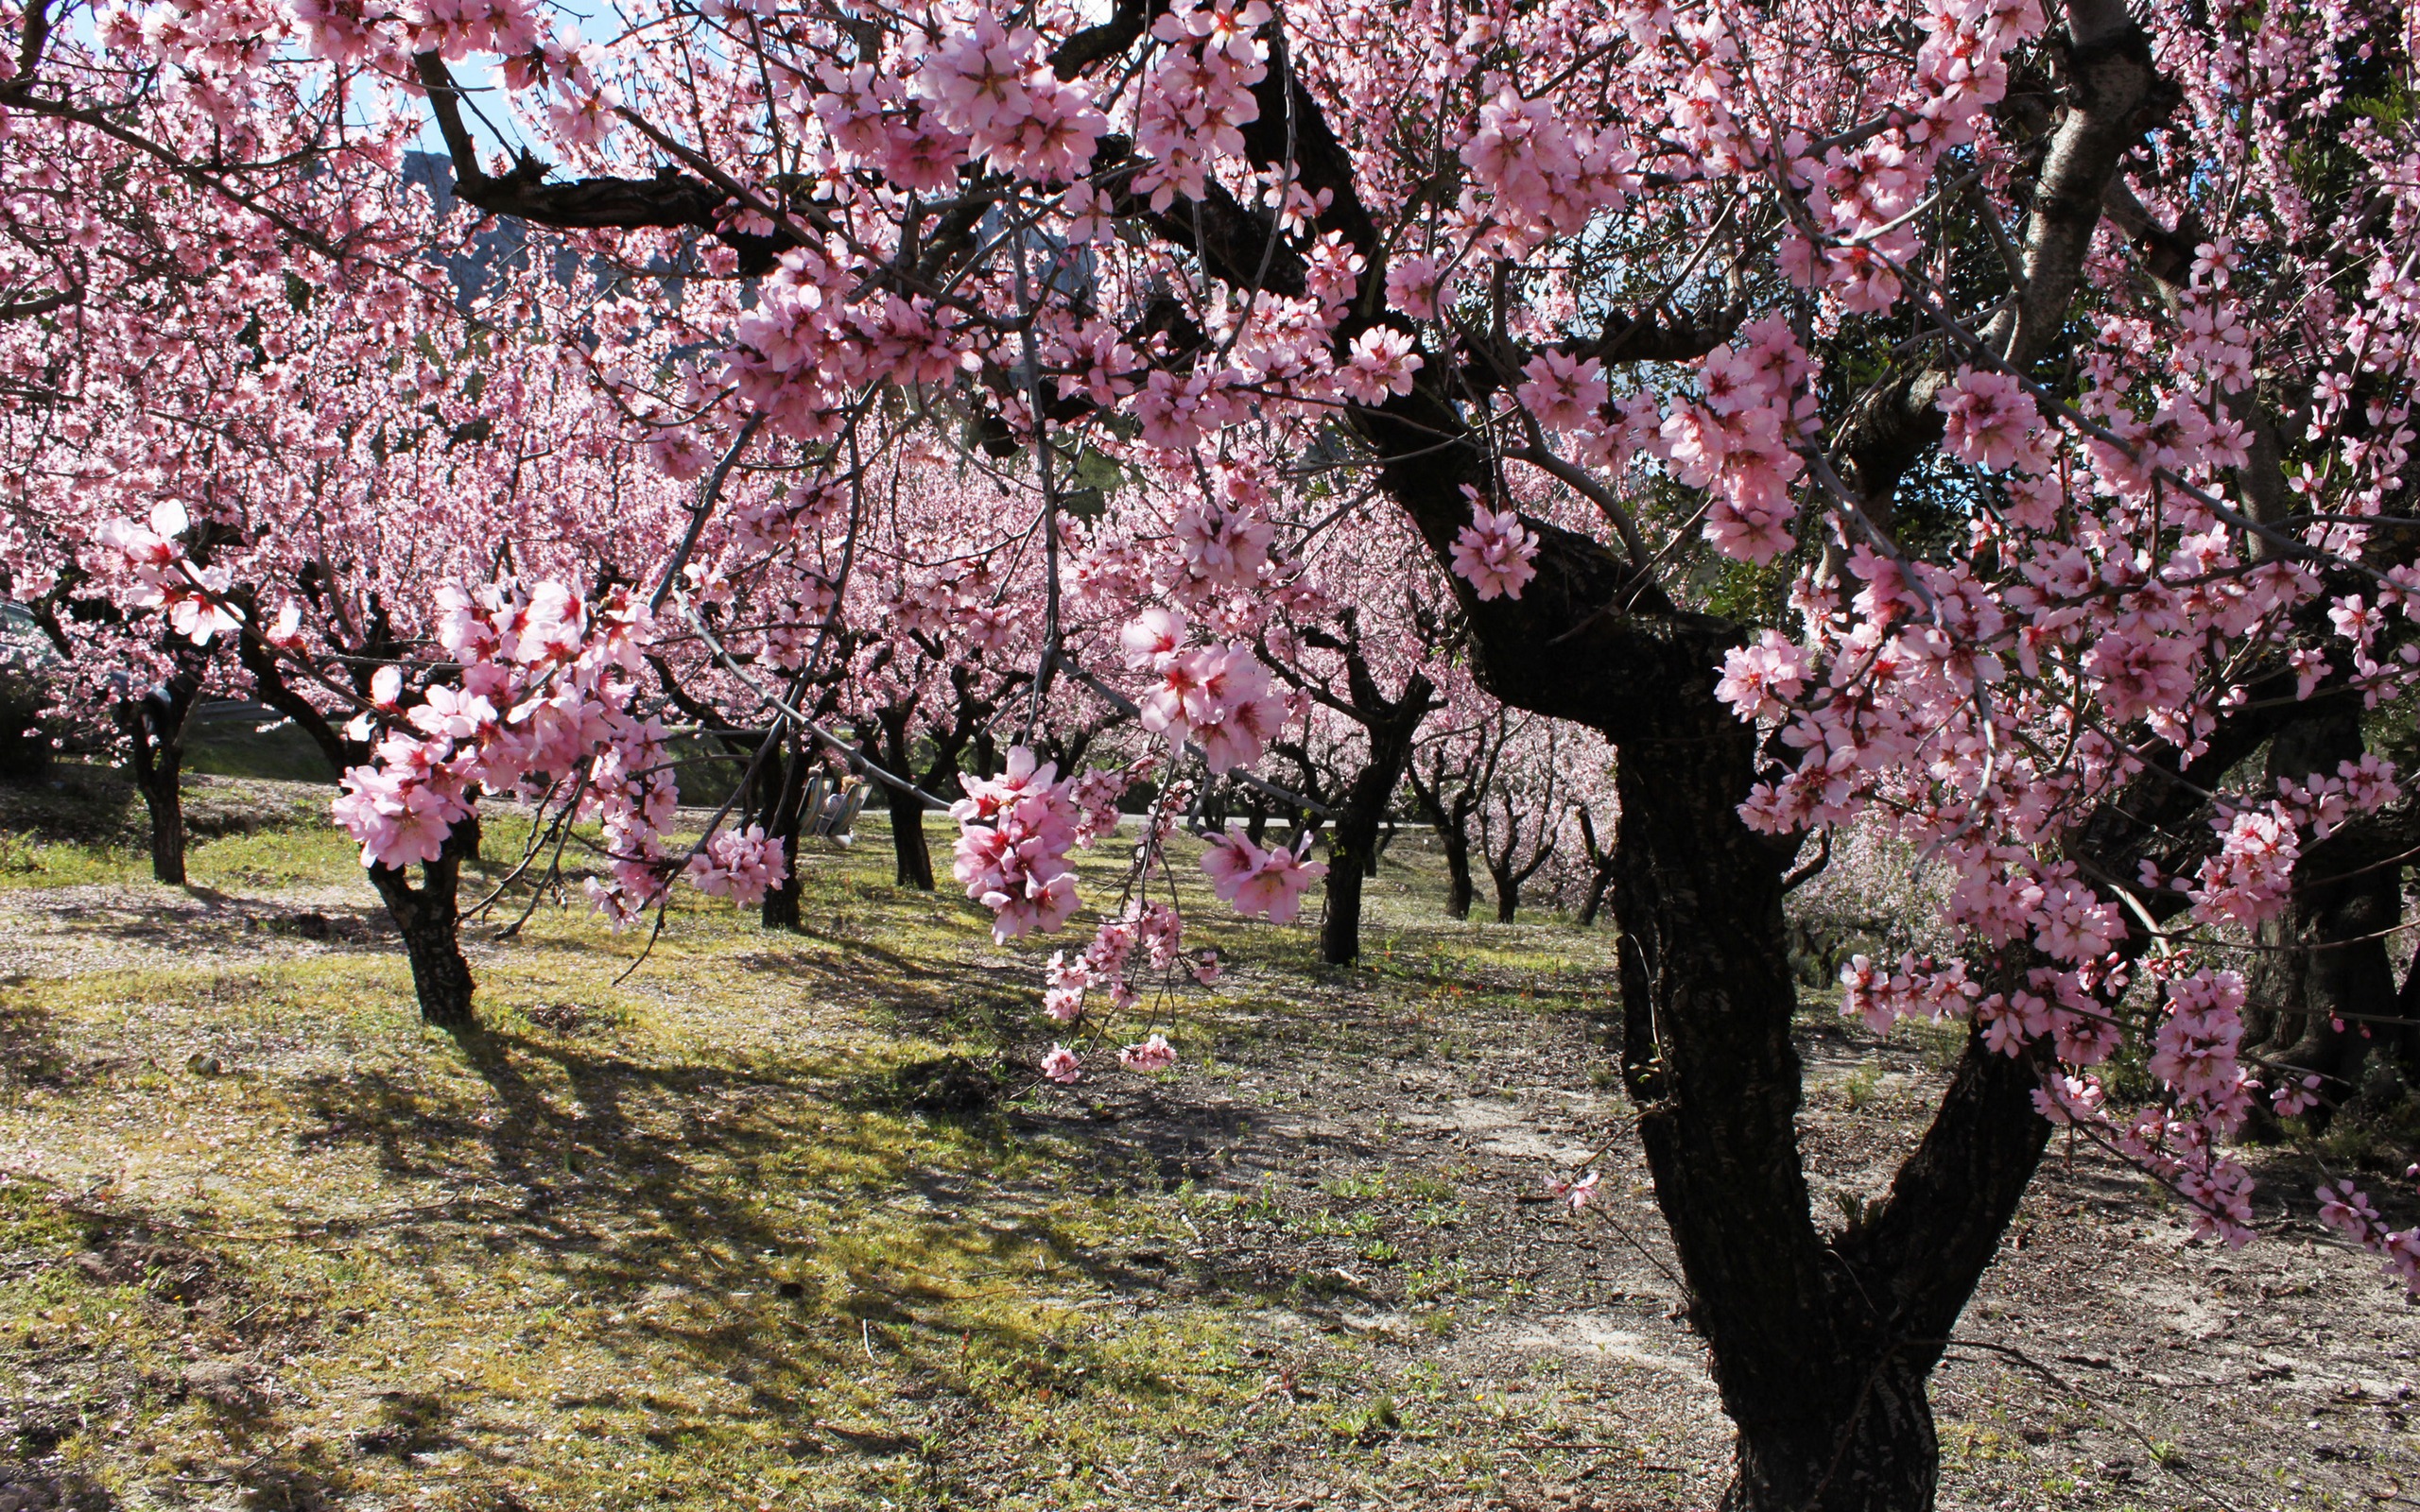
[
  {"x1": 367, "y1": 848, "x2": 475, "y2": 1030},
  {"x1": 1608, "y1": 681, "x2": 2056, "y2": 1512}
]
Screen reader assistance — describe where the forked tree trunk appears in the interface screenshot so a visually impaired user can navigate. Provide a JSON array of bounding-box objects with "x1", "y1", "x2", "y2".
[{"x1": 1608, "y1": 697, "x2": 2052, "y2": 1512}]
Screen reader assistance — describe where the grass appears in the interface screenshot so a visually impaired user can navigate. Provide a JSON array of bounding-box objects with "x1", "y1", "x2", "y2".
[
  {"x1": 0, "y1": 789, "x2": 1641, "y2": 1510},
  {"x1": 9, "y1": 779, "x2": 2360, "y2": 1512}
]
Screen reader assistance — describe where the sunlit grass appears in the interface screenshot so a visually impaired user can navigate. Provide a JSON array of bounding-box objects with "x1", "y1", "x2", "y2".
[{"x1": 0, "y1": 788, "x2": 1635, "y2": 1508}]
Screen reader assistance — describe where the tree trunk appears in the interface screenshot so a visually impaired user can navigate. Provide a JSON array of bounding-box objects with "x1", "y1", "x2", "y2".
[
  {"x1": 122, "y1": 675, "x2": 199, "y2": 885},
  {"x1": 888, "y1": 781, "x2": 935, "y2": 891},
  {"x1": 1489, "y1": 865, "x2": 1518, "y2": 923},
  {"x1": 1577, "y1": 866, "x2": 1613, "y2": 926},
  {"x1": 1319, "y1": 857, "x2": 1368, "y2": 965},
  {"x1": 1320, "y1": 677, "x2": 1432, "y2": 965},
  {"x1": 2246, "y1": 704, "x2": 2395, "y2": 1126},
  {"x1": 141, "y1": 758, "x2": 187, "y2": 885},
  {"x1": 366, "y1": 852, "x2": 475, "y2": 1030},
  {"x1": 760, "y1": 736, "x2": 812, "y2": 931},
  {"x1": 1442, "y1": 826, "x2": 1475, "y2": 919},
  {"x1": 1609, "y1": 706, "x2": 2051, "y2": 1512}
]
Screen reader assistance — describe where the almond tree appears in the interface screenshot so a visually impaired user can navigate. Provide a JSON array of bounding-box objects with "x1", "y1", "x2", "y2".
[{"x1": 15, "y1": 0, "x2": 2420, "y2": 1504}]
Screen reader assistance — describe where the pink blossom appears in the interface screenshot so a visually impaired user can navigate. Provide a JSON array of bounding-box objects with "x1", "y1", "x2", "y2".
[
  {"x1": 1201, "y1": 832, "x2": 1327, "y2": 924},
  {"x1": 1515, "y1": 351, "x2": 1608, "y2": 432},
  {"x1": 1939, "y1": 368, "x2": 2042, "y2": 472},
  {"x1": 685, "y1": 823, "x2": 790, "y2": 906},
  {"x1": 1119, "y1": 1034, "x2": 1177, "y2": 1073},
  {"x1": 1338, "y1": 325, "x2": 1423, "y2": 404},
  {"x1": 1448, "y1": 497, "x2": 1540, "y2": 602}
]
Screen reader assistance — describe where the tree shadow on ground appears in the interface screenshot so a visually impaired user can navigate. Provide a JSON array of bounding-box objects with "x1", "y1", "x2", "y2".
[{"x1": 278, "y1": 1020, "x2": 1263, "y2": 1431}]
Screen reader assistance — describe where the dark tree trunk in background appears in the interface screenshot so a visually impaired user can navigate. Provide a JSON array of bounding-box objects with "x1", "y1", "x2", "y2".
[
  {"x1": 121, "y1": 672, "x2": 200, "y2": 885},
  {"x1": 1319, "y1": 672, "x2": 1434, "y2": 966},
  {"x1": 1575, "y1": 805, "x2": 1616, "y2": 926},
  {"x1": 886, "y1": 780, "x2": 935, "y2": 890},
  {"x1": 1577, "y1": 870, "x2": 1613, "y2": 927},
  {"x1": 1440, "y1": 825, "x2": 1475, "y2": 919},
  {"x1": 875, "y1": 705, "x2": 940, "y2": 892},
  {"x1": 2247, "y1": 704, "x2": 2412, "y2": 1125},
  {"x1": 1446, "y1": 850, "x2": 1474, "y2": 917},
  {"x1": 1489, "y1": 868, "x2": 1520, "y2": 923},
  {"x1": 760, "y1": 731, "x2": 813, "y2": 931},
  {"x1": 1408, "y1": 765, "x2": 1479, "y2": 921}
]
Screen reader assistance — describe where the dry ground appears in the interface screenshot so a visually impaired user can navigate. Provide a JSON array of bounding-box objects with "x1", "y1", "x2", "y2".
[{"x1": 0, "y1": 773, "x2": 2411, "y2": 1511}]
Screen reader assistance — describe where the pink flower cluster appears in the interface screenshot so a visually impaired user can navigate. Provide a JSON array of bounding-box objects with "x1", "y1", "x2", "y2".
[
  {"x1": 1132, "y1": 0, "x2": 1270, "y2": 211},
  {"x1": 1338, "y1": 326, "x2": 1424, "y2": 404},
  {"x1": 1715, "y1": 631, "x2": 1811, "y2": 721},
  {"x1": 914, "y1": 11, "x2": 1109, "y2": 183},
  {"x1": 950, "y1": 746, "x2": 1085, "y2": 941},
  {"x1": 93, "y1": 501, "x2": 239, "y2": 644},
  {"x1": 318, "y1": 578, "x2": 680, "y2": 918},
  {"x1": 1045, "y1": 903, "x2": 1184, "y2": 1022},
  {"x1": 1201, "y1": 832, "x2": 1326, "y2": 924},
  {"x1": 1458, "y1": 82, "x2": 1636, "y2": 251},
  {"x1": 1448, "y1": 492, "x2": 1540, "y2": 602},
  {"x1": 1514, "y1": 351, "x2": 1608, "y2": 435},
  {"x1": 685, "y1": 824, "x2": 790, "y2": 907},
  {"x1": 1119, "y1": 1034, "x2": 1178, "y2": 1073},
  {"x1": 1653, "y1": 318, "x2": 1815, "y2": 563},
  {"x1": 2319, "y1": 1176, "x2": 2420, "y2": 1293},
  {"x1": 1123, "y1": 610, "x2": 1288, "y2": 772},
  {"x1": 2146, "y1": 968, "x2": 2249, "y2": 1123},
  {"x1": 1938, "y1": 369, "x2": 2045, "y2": 473}
]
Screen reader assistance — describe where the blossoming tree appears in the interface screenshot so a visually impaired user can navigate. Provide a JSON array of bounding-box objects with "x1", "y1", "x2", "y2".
[{"x1": 11, "y1": 0, "x2": 2420, "y2": 1504}]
